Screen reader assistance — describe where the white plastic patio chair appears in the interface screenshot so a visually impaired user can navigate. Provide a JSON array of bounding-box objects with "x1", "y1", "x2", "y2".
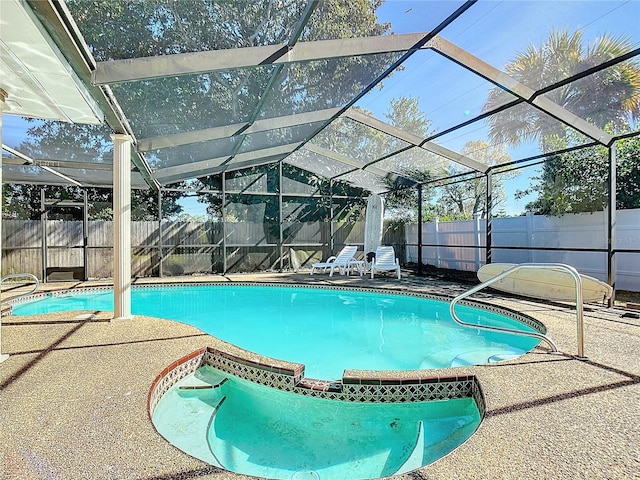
[
  {"x1": 370, "y1": 246, "x2": 401, "y2": 279},
  {"x1": 310, "y1": 245, "x2": 358, "y2": 277}
]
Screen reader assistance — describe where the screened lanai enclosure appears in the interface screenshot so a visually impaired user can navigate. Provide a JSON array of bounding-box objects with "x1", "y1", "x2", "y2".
[{"x1": 1, "y1": 1, "x2": 639, "y2": 296}]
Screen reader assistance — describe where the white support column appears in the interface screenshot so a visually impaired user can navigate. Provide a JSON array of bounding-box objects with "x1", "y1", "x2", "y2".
[
  {"x1": 112, "y1": 134, "x2": 133, "y2": 320},
  {"x1": 473, "y1": 213, "x2": 481, "y2": 271},
  {"x1": 0, "y1": 89, "x2": 8, "y2": 362}
]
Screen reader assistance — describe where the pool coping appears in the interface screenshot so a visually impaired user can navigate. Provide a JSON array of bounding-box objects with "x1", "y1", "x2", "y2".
[{"x1": 148, "y1": 346, "x2": 486, "y2": 421}]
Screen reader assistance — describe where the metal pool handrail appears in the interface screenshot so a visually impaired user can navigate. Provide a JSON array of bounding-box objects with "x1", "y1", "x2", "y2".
[
  {"x1": 1, "y1": 273, "x2": 40, "y2": 302},
  {"x1": 449, "y1": 263, "x2": 587, "y2": 359}
]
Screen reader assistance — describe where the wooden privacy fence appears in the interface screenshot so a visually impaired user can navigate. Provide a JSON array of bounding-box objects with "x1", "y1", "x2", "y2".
[{"x1": 1, "y1": 219, "x2": 375, "y2": 279}]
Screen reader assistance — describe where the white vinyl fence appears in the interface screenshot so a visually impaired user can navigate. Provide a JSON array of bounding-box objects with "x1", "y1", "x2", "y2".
[{"x1": 406, "y1": 209, "x2": 640, "y2": 291}]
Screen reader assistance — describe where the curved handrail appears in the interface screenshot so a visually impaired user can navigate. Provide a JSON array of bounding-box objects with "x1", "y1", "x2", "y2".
[
  {"x1": 1, "y1": 273, "x2": 40, "y2": 302},
  {"x1": 450, "y1": 263, "x2": 588, "y2": 358}
]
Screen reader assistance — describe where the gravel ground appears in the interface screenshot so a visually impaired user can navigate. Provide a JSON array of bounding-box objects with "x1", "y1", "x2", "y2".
[{"x1": 1, "y1": 272, "x2": 639, "y2": 480}]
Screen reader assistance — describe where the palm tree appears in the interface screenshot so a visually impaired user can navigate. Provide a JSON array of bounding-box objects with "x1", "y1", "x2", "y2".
[{"x1": 484, "y1": 29, "x2": 640, "y2": 149}]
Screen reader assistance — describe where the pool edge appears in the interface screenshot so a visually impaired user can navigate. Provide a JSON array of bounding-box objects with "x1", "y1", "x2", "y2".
[{"x1": 148, "y1": 346, "x2": 487, "y2": 422}]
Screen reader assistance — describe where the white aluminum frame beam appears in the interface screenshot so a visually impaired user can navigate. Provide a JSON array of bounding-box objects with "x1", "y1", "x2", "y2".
[
  {"x1": 137, "y1": 107, "x2": 341, "y2": 152},
  {"x1": 344, "y1": 108, "x2": 488, "y2": 173},
  {"x1": 427, "y1": 36, "x2": 613, "y2": 146},
  {"x1": 92, "y1": 33, "x2": 428, "y2": 85},
  {"x1": 2, "y1": 144, "x2": 83, "y2": 186},
  {"x1": 1, "y1": 156, "x2": 113, "y2": 171},
  {"x1": 303, "y1": 143, "x2": 398, "y2": 180},
  {"x1": 155, "y1": 142, "x2": 302, "y2": 184}
]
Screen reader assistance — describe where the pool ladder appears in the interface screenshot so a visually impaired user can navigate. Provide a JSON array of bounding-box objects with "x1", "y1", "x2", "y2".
[
  {"x1": 1, "y1": 273, "x2": 40, "y2": 304},
  {"x1": 449, "y1": 263, "x2": 587, "y2": 359}
]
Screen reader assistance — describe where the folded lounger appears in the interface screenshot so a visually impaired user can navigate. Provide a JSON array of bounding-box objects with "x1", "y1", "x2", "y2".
[{"x1": 310, "y1": 245, "x2": 358, "y2": 277}]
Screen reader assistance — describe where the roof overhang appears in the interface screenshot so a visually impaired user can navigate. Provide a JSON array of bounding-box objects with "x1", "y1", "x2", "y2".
[{"x1": 0, "y1": 0, "x2": 103, "y2": 124}]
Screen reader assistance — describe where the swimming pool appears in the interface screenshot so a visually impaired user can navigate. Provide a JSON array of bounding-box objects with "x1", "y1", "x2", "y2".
[
  {"x1": 152, "y1": 365, "x2": 482, "y2": 480},
  {"x1": 12, "y1": 284, "x2": 544, "y2": 379}
]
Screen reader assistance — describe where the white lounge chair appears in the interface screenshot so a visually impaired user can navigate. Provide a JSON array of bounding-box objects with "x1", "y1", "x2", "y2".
[
  {"x1": 310, "y1": 245, "x2": 358, "y2": 277},
  {"x1": 370, "y1": 246, "x2": 401, "y2": 279}
]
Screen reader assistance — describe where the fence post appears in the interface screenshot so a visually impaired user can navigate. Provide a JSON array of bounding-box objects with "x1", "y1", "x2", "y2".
[
  {"x1": 434, "y1": 217, "x2": 440, "y2": 268},
  {"x1": 607, "y1": 144, "x2": 617, "y2": 305},
  {"x1": 485, "y1": 170, "x2": 493, "y2": 265},
  {"x1": 417, "y1": 185, "x2": 423, "y2": 274},
  {"x1": 526, "y1": 211, "x2": 534, "y2": 263},
  {"x1": 474, "y1": 213, "x2": 481, "y2": 271}
]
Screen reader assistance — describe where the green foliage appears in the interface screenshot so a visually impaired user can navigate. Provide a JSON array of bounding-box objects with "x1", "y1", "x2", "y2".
[
  {"x1": 384, "y1": 140, "x2": 515, "y2": 222},
  {"x1": 66, "y1": 0, "x2": 392, "y2": 148},
  {"x1": 196, "y1": 162, "x2": 366, "y2": 229},
  {"x1": 484, "y1": 28, "x2": 640, "y2": 214},
  {"x1": 516, "y1": 134, "x2": 640, "y2": 215},
  {"x1": 383, "y1": 168, "x2": 433, "y2": 223},
  {"x1": 436, "y1": 141, "x2": 514, "y2": 218},
  {"x1": 2, "y1": 184, "x2": 181, "y2": 221},
  {"x1": 484, "y1": 29, "x2": 640, "y2": 147},
  {"x1": 384, "y1": 96, "x2": 431, "y2": 137},
  {"x1": 378, "y1": 96, "x2": 435, "y2": 222},
  {"x1": 617, "y1": 136, "x2": 640, "y2": 209},
  {"x1": 6, "y1": 114, "x2": 185, "y2": 220},
  {"x1": 7, "y1": 0, "x2": 390, "y2": 222}
]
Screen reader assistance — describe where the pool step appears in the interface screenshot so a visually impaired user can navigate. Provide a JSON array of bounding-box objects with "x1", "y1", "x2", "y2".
[
  {"x1": 179, "y1": 377, "x2": 228, "y2": 390},
  {"x1": 394, "y1": 420, "x2": 425, "y2": 475}
]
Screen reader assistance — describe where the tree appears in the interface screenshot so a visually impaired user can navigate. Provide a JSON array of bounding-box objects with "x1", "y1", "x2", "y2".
[
  {"x1": 6, "y1": 0, "x2": 392, "y2": 224},
  {"x1": 2, "y1": 184, "x2": 183, "y2": 221},
  {"x1": 516, "y1": 133, "x2": 640, "y2": 215},
  {"x1": 382, "y1": 96, "x2": 437, "y2": 222},
  {"x1": 74, "y1": 0, "x2": 393, "y2": 231},
  {"x1": 484, "y1": 29, "x2": 640, "y2": 148},
  {"x1": 65, "y1": 0, "x2": 393, "y2": 161},
  {"x1": 5, "y1": 117, "x2": 184, "y2": 220},
  {"x1": 437, "y1": 141, "x2": 514, "y2": 219},
  {"x1": 381, "y1": 101, "x2": 515, "y2": 221},
  {"x1": 483, "y1": 29, "x2": 640, "y2": 216}
]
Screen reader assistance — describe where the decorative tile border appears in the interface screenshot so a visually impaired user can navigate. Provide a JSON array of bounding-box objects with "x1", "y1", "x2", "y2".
[
  {"x1": 147, "y1": 347, "x2": 207, "y2": 418},
  {"x1": 4, "y1": 285, "x2": 114, "y2": 310},
  {"x1": 148, "y1": 347, "x2": 486, "y2": 421}
]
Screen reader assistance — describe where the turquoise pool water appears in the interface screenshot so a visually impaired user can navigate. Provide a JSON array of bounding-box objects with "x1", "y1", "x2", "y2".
[
  {"x1": 152, "y1": 366, "x2": 482, "y2": 480},
  {"x1": 13, "y1": 285, "x2": 541, "y2": 379}
]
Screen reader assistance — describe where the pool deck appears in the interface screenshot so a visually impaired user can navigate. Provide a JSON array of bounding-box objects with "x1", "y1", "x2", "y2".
[{"x1": 1, "y1": 271, "x2": 639, "y2": 480}]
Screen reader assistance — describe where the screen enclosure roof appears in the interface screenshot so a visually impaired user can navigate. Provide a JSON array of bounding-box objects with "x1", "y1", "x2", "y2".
[{"x1": 1, "y1": 0, "x2": 638, "y2": 193}]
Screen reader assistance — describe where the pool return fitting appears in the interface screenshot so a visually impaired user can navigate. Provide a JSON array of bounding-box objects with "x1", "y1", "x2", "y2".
[{"x1": 449, "y1": 263, "x2": 587, "y2": 360}]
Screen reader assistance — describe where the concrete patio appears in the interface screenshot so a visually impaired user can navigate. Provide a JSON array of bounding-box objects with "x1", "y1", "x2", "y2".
[{"x1": 1, "y1": 272, "x2": 639, "y2": 479}]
